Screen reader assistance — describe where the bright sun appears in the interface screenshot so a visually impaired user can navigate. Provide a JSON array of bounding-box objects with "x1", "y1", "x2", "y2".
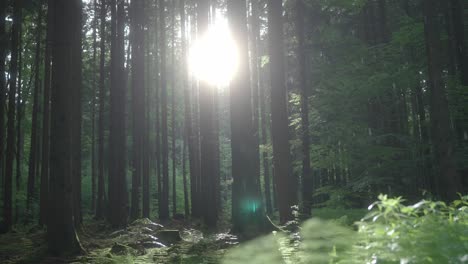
[{"x1": 189, "y1": 19, "x2": 239, "y2": 86}]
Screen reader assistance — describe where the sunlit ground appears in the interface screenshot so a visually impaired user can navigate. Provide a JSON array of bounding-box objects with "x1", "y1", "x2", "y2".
[{"x1": 189, "y1": 18, "x2": 239, "y2": 86}]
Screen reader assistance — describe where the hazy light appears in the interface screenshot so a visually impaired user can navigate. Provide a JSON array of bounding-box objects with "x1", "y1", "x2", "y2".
[{"x1": 189, "y1": 19, "x2": 238, "y2": 86}]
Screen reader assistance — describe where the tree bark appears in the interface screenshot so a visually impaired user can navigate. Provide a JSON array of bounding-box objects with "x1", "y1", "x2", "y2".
[
  {"x1": 267, "y1": 0, "x2": 296, "y2": 222},
  {"x1": 3, "y1": 0, "x2": 22, "y2": 231},
  {"x1": 90, "y1": 0, "x2": 98, "y2": 214},
  {"x1": 96, "y1": 0, "x2": 106, "y2": 220},
  {"x1": 0, "y1": 0, "x2": 7, "y2": 198},
  {"x1": 159, "y1": 0, "x2": 170, "y2": 220},
  {"x1": 107, "y1": 0, "x2": 128, "y2": 228},
  {"x1": 170, "y1": 0, "x2": 177, "y2": 216},
  {"x1": 47, "y1": 0, "x2": 83, "y2": 254},
  {"x1": 228, "y1": 0, "x2": 263, "y2": 234},
  {"x1": 296, "y1": 0, "x2": 312, "y2": 216},
  {"x1": 423, "y1": 0, "x2": 461, "y2": 201},
  {"x1": 27, "y1": 4, "x2": 44, "y2": 215},
  {"x1": 197, "y1": 0, "x2": 218, "y2": 228},
  {"x1": 39, "y1": 0, "x2": 53, "y2": 226},
  {"x1": 130, "y1": 0, "x2": 145, "y2": 220}
]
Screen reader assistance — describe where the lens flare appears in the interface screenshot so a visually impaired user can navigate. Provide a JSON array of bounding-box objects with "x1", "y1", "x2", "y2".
[{"x1": 189, "y1": 20, "x2": 238, "y2": 86}]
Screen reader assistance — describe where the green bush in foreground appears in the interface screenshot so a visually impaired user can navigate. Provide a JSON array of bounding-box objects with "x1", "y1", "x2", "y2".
[{"x1": 223, "y1": 195, "x2": 468, "y2": 264}]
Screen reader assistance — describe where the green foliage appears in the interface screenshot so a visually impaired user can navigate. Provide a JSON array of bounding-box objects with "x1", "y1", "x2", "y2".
[
  {"x1": 222, "y1": 196, "x2": 468, "y2": 264},
  {"x1": 350, "y1": 194, "x2": 468, "y2": 264}
]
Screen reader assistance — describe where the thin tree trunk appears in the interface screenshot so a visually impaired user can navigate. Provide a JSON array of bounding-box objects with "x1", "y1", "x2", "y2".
[
  {"x1": 170, "y1": 0, "x2": 177, "y2": 216},
  {"x1": 182, "y1": 132, "x2": 189, "y2": 217},
  {"x1": 159, "y1": 0, "x2": 170, "y2": 220},
  {"x1": 107, "y1": 0, "x2": 128, "y2": 228},
  {"x1": 3, "y1": 0, "x2": 22, "y2": 231},
  {"x1": 27, "y1": 5, "x2": 44, "y2": 215},
  {"x1": 0, "y1": 0, "x2": 7, "y2": 195},
  {"x1": 180, "y1": 0, "x2": 195, "y2": 218},
  {"x1": 90, "y1": 0, "x2": 98, "y2": 213},
  {"x1": 96, "y1": 0, "x2": 106, "y2": 219},
  {"x1": 130, "y1": 0, "x2": 145, "y2": 220},
  {"x1": 296, "y1": 0, "x2": 312, "y2": 216},
  {"x1": 71, "y1": 0, "x2": 83, "y2": 227},
  {"x1": 15, "y1": 25, "x2": 23, "y2": 224},
  {"x1": 251, "y1": 0, "x2": 273, "y2": 215},
  {"x1": 39, "y1": 0, "x2": 53, "y2": 226},
  {"x1": 198, "y1": 0, "x2": 218, "y2": 228},
  {"x1": 153, "y1": 0, "x2": 162, "y2": 219}
]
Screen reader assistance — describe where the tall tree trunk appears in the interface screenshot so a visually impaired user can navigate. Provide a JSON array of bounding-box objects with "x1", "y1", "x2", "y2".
[
  {"x1": 130, "y1": 0, "x2": 145, "y2": 220},
  {"x1": 108, "y1": 0, "x2": 128, "y2": 228},
  {"x1": 15, "y1": 25, "x2": 23, "y2": 224},
  {"x1": 249, "y1": 0, "x2": 262, "y2": 206},
  {"x1": 71, "y1": 0, "x2": 83, "y2": 227},
  {"x1": 3, "y1": 0, "x2": 22, "y2": 231},
  {"x1": 267, "y1": 0, "x2": 296, "y2": 222},
  {"x1": 296, "y1": 0, "x2": 312, "y2": 216},
  {"x1": 251, "y1": 0, "x2": 273, "y2": 215},
  {"x1": 27, "y1": 5, "x2": 44, "y2": 215},
  {"x1": 47, "y1": 0, "x2": 83, "y2": 254},
  {"x1": 159, "y1": 0, "x2": 170, "y2": 220},
  {"x1": 198, "y1": 0, "x2": 218, "y2": 228},
  {"x1": 180, "y1": 0, "x2": 195, "y2": 218},
  {"x1": 228, "y1": 0, "x2": 263, "y2": 234},
  {"x1": 153, "y1": 0, "x2": 162, "y2": 219},
  {"x1": 423, "y1": 0, "x2": 461, "y2": 201},
  {"x1": 96, "y1": 0, "x2": 106, "y2": 220},
  {"x1": 0, "y1": 0, "x2": 7, "y2": 197},
  {"x1": 170, "y1": 0, "x2": 177, "y2": 216},
  {"x1": 90, "y1": 0, "x2": 98, "y2": 213},
  {"x1": 39, "y1": 1, "x2": 53, "y2": 226}
]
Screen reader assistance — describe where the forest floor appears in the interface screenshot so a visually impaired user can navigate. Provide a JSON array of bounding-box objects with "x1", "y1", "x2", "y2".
[
  {"x1": 0, "y1": 217, "x2": 239, "y2": 264},
  {"x1": 0, "y1": 209, "x2": 367, "y2": 264}
]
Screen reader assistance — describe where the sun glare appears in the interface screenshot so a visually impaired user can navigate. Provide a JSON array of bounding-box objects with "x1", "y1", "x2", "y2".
[{"x1": 189, "y1": 19, "x2": 239, "y2": 86}]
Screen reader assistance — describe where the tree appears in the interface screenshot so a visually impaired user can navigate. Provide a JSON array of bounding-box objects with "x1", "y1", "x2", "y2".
[
  {"x1": 90, "y1": 0, "x2": 98, "y2": 213},
  {"x1": 198, "y1": 0, "x2": 218, "y2": 228},
  {"x1": 228, "y1": 0, "x2": 263, "y2": 234},
  {"x1": 180, "y1": 0, "x2": 194, "y2": 218},
  {"x1": 170, "y1": 0, "x2": 178, "y2": 217},
  {"x1": 27, "y1": 3, "x2": 44, "y2": 214},
  {"x1": 296, "y1": 0, "x2": 312, "y2": 215},
  {"x1": 267, "y1": 0, "x2": 297, "y2": 222},
  {"x1": 0, "y1": 0, "x2": 7, "y2": 203},
  {"x1": 159, "y1": 0, "x2": 170, "y2": 221},
  {"x1": 130, "y1": 0, "x2": 145, "y2": 220},
  {"x1": 96, "y1": 0, "x2": 106, "y2": 220},
  {"x1": 3, "y1": 0, "x2": 22, "y2": 231},
  {"x1": 47, "y1": 0, "x2": 83, "y2": 254},
  {"x1": 107, "y1": 0, "x2": 128, "y2": 228},
  {"x1": 422, "y1": 0, "x2": 461, "y2": 201},
  {"x1": 40, "y1": 0, "x2": 53, "y2": 226}
]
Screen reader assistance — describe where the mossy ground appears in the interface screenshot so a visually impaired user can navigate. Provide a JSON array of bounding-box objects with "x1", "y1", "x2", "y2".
[{"x1": 0, "y1": 218, "x2": 236, "y2": 264}]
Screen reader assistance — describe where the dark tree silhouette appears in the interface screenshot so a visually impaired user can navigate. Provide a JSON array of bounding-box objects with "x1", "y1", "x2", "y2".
[
  {"x1": 47, "y1": 0, "x2": 83, "y2": 254},
  {"x1": 107, "y1": 0, "x2": 128, "y2": 228},
  {"x1": 3, "y1": 0, "x2": 22, "y2": 231},
  {"x1": 96, "y1": 0, "x2": 106, "y2": 220},
  {"x1": 228, "y1": 0, "x2": 263, "y2": 234},
  {"x1": 267, "y1": 0, "x2": 297, "y2": 222},
  {"x1": 423, "y1": 0, "x2": 461, "y2": 201},
  {"x1": 159, "y1": 0, "x2": 170, "y2": 221}
]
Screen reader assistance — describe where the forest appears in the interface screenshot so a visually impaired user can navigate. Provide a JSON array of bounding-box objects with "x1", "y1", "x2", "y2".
[{"x1": 0, "y1": 0, "x2": 467, "y2": 263}]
